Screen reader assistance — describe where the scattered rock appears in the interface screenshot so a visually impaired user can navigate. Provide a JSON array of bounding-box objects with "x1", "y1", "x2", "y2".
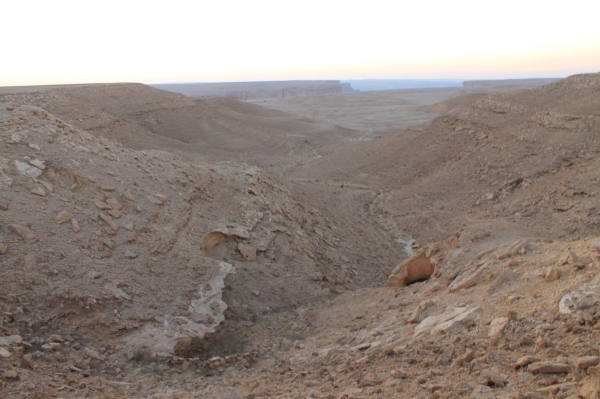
[
  {"x1": 386, "y1": 246, "x2": 434, "y2": 286},
  {"x1": 238, "y1": 243, "x2": 257, "y2": 261},
  {"x1": 0, "y1": 347, "x2": 11, "y2": 358},
  {"x1": 0, "y1": 334, "x2": 23, "y2": 346},
  {"x1": 108, "y1": 208, "x2": 122, "y2": 219},
  {"x1": 408, "y1": 299, "x2": 434, "y2": 323},
  {"x1": 29, "y1": 186, "x2": 47, "y2": 197},
  {"x1": 488, "y1": 317, "x2": 509, "y2": 346},
  {"x1": 99, "y1": 212, "x2": 119, "y2": 231},
  {"x1": 415, "y1": 306, "x2": 480, "y2": 337},
  {"x1": 559, "y1": 292, "x2": 580, "y2": 314},
  {"x1": 545, "y1": 267, "x2": 560, "y2": 282},
  {"x1": 21, "y1": 354, "x2": 34, "y2": 369},
  {"x1": 514, "y1": 356, "x2": 540, "y2": 369},
  {"x1": 480, "y1": 369, "x2": 507, "y2": 387},
  {"x1": 124, "y1": 191, "x2": 136, "y2": 201},
  {"x1": 453, "y1": 349, "x2": 475, "y2": 367},
  {"x1": 55, "y1": 210, "x2": 72, "y2": 224},
  {"x1": 449, "y1": 264, "x2": 487, "y2": 292},
  {"x1": 9, "y1": 224, "x2": 39, "y2": 244},
  {"x1": 528, "y1": 361, "x2": 571, "y2": 374},
  {"x1": 104, "y1": 283, "x2": 131, "y2": 300},
  {"x1": 30, "y1": 159, "x2": 45, "y2": 169},
  {"x1": 15, "y1": 160, "x2": 42, "y2": 178},
  {"x1": 148, "y1": 194, "x2": 164, "y2": 204},
  {"x1": 39, "y1": 179, "x2": 54, "y2": 193},
  {"x1": 71, "y1": 218, "x2": 81, "y2": 232},
  {"x1": 106, "y1": 197, "x2": 122, "y2": 210},
  {"x1": 0, "y1": 198, "x2": 7, "y2": 210},
  {"x1": 574, "y1": 357, "x2": 600, "y2": 370},
  {"x1": 124, "y1": 250, "x2": 138, "y2": 259},
  {"x1": 94, "y1": 199, "x2": 112, "y2": 210},
  {"x1": 84, "y1": 347, "x2": 107, "y2": 362},
  {"x1": 2, "y1": 370, "x2": 18, "y2": 380}
]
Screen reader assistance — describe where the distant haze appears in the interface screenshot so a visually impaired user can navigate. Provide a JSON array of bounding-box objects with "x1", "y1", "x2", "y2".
[
  {"x1": 342, "y1": 80, "x2": 464, "y2": 92},
  {"x1": 2, "y1": 0, "x2": 600, "y2": 86}
]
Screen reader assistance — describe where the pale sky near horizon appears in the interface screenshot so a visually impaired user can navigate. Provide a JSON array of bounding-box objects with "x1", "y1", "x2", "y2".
[{"x1": 2, "y1": 0, "x2": 600, "y2": 86}]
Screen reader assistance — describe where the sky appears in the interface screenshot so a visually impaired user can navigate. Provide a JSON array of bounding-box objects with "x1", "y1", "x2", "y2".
[{"x1": 2, "y1": 0, "x2": 600, "y2": 86}]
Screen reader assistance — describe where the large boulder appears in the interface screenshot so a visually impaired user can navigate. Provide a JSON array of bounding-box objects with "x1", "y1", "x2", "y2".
[{"x1": 386, "y1": 246, "x2": 434, "y2": 286}]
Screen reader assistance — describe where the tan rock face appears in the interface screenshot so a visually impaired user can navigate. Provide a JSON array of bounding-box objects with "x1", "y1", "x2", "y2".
[
  {"x1": 8, "y1": 224, "x2": 39, "y2": 244},
  {"x1": 386, "y1": 246, "x2": 434, "y2": 286}
]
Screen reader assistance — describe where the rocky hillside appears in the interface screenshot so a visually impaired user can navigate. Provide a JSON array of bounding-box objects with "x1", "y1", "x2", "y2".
[
  {"x1": 197, "y1": 224, "x2": 600, "y2": 398},
  {"x1": 291, "y1": 73, "x2": 600, "y2": 245},
  {"x1": 0, "y1": 84, "x2": 362, "y2": 168},
  {"x1": 0, "y1": 101, "x2": 402, "y2": 397},
  {"x1": 1, "y1": 74, "x2": 600, "y2": 398}
]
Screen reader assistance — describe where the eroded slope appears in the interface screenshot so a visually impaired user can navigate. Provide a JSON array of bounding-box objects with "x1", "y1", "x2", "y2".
[{"x1": 0, "y1": 102, "x2": 401, "y2": 397}]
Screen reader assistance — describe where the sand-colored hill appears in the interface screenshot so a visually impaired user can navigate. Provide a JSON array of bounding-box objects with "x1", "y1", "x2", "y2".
[{"x1": 0, "y1": 84, "x2": 364, "y2": 168}]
